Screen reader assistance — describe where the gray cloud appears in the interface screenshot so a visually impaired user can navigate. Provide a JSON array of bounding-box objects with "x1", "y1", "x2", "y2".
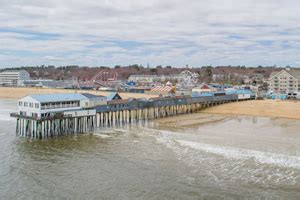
[{"x1": 0, "y1": 0, "x2": 300, "y2": 67}]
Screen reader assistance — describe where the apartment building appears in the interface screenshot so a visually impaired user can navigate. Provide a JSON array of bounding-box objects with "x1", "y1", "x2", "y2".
[
  {"x1": 0, "y1": 70, "x2": 30, "y2": 86},
  {"x1": 269, "y1": 68, "x2": 300, "y2": 93}
]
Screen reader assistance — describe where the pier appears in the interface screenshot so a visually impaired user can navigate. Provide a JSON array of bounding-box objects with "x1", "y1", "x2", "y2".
[{"x1": 11, "y1": 94, "x2": 251, "y2": 139}]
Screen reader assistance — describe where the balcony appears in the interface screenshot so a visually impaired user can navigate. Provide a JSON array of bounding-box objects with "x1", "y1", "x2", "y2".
[{"x1": 41, "y1": 103, "x2": 79, "y2": 110}]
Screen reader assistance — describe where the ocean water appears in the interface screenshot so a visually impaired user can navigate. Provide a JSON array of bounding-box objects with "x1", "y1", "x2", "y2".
[{"x1": 1, "y1": 99, "x2": 300, "y2": 199}]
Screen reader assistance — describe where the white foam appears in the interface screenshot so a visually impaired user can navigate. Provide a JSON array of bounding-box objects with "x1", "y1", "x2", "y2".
[
  {"x1": 177, "y1": 140, "x2": 300, "y2": 169},
  {"x1": 93, "y1": 133, "x2": 112, "y2": 138},
  {"x1": 114, "y1": 129, "x2": 127, "y2": 133}
]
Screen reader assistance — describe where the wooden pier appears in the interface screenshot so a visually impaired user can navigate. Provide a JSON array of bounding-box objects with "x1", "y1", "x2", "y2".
[{"x1": 11, "y1": 94, "x2": 246, "y2": 139}]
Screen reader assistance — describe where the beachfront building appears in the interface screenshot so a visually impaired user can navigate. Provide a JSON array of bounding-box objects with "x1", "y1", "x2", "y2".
[
  {"x1": 146, "y1": 85, "x2": 176, "y2": 96},
  {"x1": 17, "y1": 93, "x2": 107, "y2": 118},
  {"x1": 192, "y1": 84, "x2": 218, "y2": 96},
  {"x1": 0, "y1": 70, "x2": 30, "y2": 86},
  {"x1": 269, "y1": 69, "x2": 300, "y2": 93},
  {"x1": 128, "y1": 74, "x2": 181, "y2": 83}
]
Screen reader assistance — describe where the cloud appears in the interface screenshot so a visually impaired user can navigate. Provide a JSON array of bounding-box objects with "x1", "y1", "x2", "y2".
[{"x1": 0, "y1": 0, "x2": 300, "y2": 67}]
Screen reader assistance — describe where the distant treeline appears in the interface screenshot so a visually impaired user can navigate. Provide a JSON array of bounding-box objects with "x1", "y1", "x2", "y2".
[{"x1": 0, "y1": 64, "x2": 287, "y2": 84}]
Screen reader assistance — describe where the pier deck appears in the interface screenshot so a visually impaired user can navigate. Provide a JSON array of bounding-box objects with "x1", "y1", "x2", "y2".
[{"x1": 11, "y1": 94, "x2": 249, "y2": 138}]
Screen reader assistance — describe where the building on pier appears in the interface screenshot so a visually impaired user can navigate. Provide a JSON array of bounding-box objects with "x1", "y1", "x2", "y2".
[
  {"x1": 17, "y1": 93, "x2": 107, "y2": 118},
  {"x1": 107, "y1": 92, "x2": 122, "y2": 101},
  {"x1": 81, "y1": 93, "x2": 107, "y2": 106}
]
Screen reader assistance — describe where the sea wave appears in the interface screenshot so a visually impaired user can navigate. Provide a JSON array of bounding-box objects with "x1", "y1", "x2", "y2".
[{"x1": 177, "y1": 140, "x2": 300, "y2": 169}]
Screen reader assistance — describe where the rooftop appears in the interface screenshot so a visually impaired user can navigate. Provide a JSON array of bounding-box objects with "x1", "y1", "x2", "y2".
[
  {"x1": 29, "y1": 93, "x2": 87, "y2": 103},
  {"x1": 81, "y1": 93, "x2": 106, "y2": 99},
  {"x1": 270, "y1": 69, "x2": 300, "y2": 80},
  {"x1": 0, "y1": 70, "x2": 29, "y2": 74}
]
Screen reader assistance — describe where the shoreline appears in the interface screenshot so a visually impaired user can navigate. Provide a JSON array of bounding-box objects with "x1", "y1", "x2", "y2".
[
  {"x1": 156, "y1": 100, "x2": 300, "y2": 127},
  {"x1": 2, "y1": 87, "x2": 299, "y2": 125}
]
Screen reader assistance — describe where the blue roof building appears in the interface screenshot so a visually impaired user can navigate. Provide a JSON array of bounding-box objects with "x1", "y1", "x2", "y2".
[
  {"x1": 29, "y1": 93, "x2": 87, "y2": 103},
  {"x1": 17, "y1": 93, "x2": 107, "y2": 118}
]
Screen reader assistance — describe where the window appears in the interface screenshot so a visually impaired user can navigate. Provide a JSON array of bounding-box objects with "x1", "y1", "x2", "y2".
[
  {"x1": 19, "y1": 101, "x2": 22, "y2": 106},
  {"x1": 29, "y1": 103, "x2": 33, "y2": 107},
  {"x1": 24, "y1": 102, "x2": 28, "y2": 107},
  {"x1": 35, "y1": 103, "x2": 39, "y2": 108}
]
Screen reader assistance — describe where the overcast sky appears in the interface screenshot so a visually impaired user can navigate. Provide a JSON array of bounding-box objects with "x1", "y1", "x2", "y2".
[{"x1": 0, "y1": 0, "x2": 300, "y2": 67}]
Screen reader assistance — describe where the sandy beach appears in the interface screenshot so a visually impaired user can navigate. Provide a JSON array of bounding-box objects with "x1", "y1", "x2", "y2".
[
  {"x1": 157, "y1": 100, "x2": 300, "y2": 127},
  {"x1": 0, "y1": 87, "x2": 157, "y2": 100},
  {"x1": 1, "y1": 87, "x2": 299, "y2": 123}
]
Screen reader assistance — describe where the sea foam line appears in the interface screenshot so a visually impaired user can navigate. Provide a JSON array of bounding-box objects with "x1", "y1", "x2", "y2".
[{"x1": 177, "y1": 140, "x2": 300, "y2": 169}]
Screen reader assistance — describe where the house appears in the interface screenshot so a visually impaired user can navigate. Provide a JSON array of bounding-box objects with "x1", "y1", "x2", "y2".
[
  {"x1": 17, "y1": 93, "x2": 107, "y2": 118},
  {"x1": 269, "y1": 68, "x2": 300, "y2": 93},
  {"x1": 128, "y1": 74, "x2": 181, "y2": 83},
  {"x1": 0, "y1": 70, "x2": 30, "y2": 86},
  {"x1": 192, "y1": 84, "x2": 217, "y2": 96}
]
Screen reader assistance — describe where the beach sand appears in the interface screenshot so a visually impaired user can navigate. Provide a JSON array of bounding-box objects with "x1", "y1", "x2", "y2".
[
  {"x1": 0, "y1": 87, "x2": 157, "y2": 99},
  {"x1": 2, "y1": 87, "x2": 299, "y2": 124},
  {"x1": 157, "y1": 100, "x2": 300, "y2": 127}
]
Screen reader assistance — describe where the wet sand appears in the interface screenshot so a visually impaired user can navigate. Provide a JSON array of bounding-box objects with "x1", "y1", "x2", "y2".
[
  {"x1": 0, "y1": 87, "x2": 156, "y2": 99},
  {"x1": 157, "y1": 100, "x2": 300, "y2": 127},
  {"x1": 157, "y1": 113, "x2": 228, "y2": 128}
]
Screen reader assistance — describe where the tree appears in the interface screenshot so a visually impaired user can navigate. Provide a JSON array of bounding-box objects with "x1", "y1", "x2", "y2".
[
  {"x1": 204, "y1": 66, "x2": 213, "y2": 83},
  {"x1": 150, "y1": 68, "x2": 158, "y2": 73}
]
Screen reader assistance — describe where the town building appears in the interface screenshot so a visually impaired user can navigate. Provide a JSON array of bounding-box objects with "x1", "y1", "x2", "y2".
[
  {"x1": 128, "y1": 74, "x2": 181, "y2": 83},
  {"x1": 0, "y1": 70, "x2": 30, "y2": 86},
  {"x1": 146, "y1": 85, "x2": 176, "y2": 96},
  {"x1": 125, "y1": 86, "x2": 151, "y2": 94},
  {"x1": 269, "y1": 68, "x2": 300, "y2": 93},
  {"x1": 17, "y1": 93, "x2": 107, "y2": 118},
  {"x1": 192, "y1": 84, "x2": 218, "y2": 96}
]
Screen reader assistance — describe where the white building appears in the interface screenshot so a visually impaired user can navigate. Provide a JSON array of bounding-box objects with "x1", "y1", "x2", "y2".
[
  {"x1": 128, "y1": 74, "x2": 181, "y2": 83},
  {"x1": 18, "y1": 93, "x2": 107, "y2": 118},
  {"x1": 269, "y1": 69, "x2": 300, "y2": 93},
  {"x1": 0, "y1": 70, "x2": 30, "y2": 86}
]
